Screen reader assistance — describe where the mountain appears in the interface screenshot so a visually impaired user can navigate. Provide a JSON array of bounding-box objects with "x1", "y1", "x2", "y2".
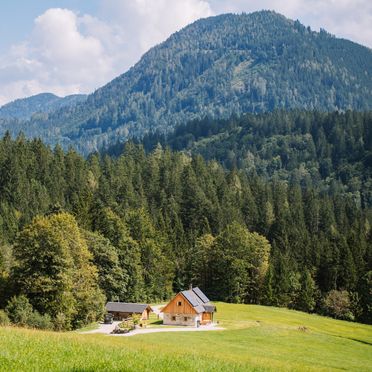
[
  {"x1": 0, "y1": 11, "x2": 371, "y2": 154},
  {"x1": 0, "y1": 93, "x2": 87, "y2": 120}
]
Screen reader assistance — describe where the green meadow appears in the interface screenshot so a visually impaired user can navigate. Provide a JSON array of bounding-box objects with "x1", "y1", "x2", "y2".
[{"x1": 0, "y1": 303, "x2": 371, "y2": 371}]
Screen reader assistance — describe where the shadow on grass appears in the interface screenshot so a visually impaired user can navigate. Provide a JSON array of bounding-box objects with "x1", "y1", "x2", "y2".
[{"x1": 150, "y1": 320, "x2": 163, "y2": 326}]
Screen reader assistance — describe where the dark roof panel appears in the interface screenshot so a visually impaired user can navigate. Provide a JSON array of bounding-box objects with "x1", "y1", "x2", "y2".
[
  {"x1": 192, "y1": 287, "x2": 210, "y2": 303},
  {"x1": 106, "y1": 302, "x2": 150, "y2": 313},
  {"x1": 194, "y1": 304, "x2": 206, "y2": 313},
  {"x1": 179, "y1": 287, "x2": 215, "y2": 314},
  {"x1": 181, "y1": 289, "x2": 201, "y2": 307}
]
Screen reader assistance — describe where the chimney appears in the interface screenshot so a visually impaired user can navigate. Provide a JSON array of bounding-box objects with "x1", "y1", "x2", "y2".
[{"x1": 189, "y1": 283, "x2": 193, "y2": 290}]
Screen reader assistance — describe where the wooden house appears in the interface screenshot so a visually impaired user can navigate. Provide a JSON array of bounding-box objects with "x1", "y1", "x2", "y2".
[
  {"x1": 105, "y1": 302, "x2": 152, "y2": 321},
  {"x1": 161, "y1": 287, "x2": 216, "y2": 326}
]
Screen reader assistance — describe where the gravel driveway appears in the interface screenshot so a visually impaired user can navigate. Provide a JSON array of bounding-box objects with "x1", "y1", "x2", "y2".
[
  {"x1": 81, "y1": 321, "x2": 121, "y2": 335},
  {"x1": 116, "y1": 324, "x2": 224, "y2": 337},
  {"x1": 80, "y1": 320, "x2": 223, "y2": 337},
  {"x1": 80, "y1": 305, "x2": 223, "y2": 337}
]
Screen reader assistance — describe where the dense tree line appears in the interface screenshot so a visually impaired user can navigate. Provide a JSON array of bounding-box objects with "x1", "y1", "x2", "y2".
[
  {"x1": 135, "y1": 110, "x2": 372, "y2": 206},
  {"x1": 0, "y1": 93, "x2": 87, "y2": 120},
  {"x1": 0, "y1": 133, "x2": 370, "y2": 329}
]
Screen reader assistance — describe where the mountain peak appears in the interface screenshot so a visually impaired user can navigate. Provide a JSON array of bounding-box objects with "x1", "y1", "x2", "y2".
[
  {"x1": 0, "y1": 11, "x2": 371, "y2": 154},
  {"x1": 0, "y1": 93, "x2": 87, "y2": 121}
]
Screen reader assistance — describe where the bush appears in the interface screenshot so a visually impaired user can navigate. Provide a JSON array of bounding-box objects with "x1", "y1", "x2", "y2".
[
  {"x1": 0, "y1": 310, "x2": 10, "y2": 326},
  {"x1": 27, "y1": 312, "x2": 53, "y2": 330},
  {"x1": 323, "y1": 290, "x2": 354, "y2": 321},
  {"x1": 54, "y1": 312, "x2": 69, "y2": 332},
  {"x1": 132, "y1": 314, "x2": 141, "y2": 325},
  {"x1": 5, "y1": 295, "x2": 33, "y2": 326},
  {"x1": 118, "y1": 318, "x2": 135, "y2": 331},
  {"x1": 5, "y1": 295, "x2": 53, "y2": 330}
]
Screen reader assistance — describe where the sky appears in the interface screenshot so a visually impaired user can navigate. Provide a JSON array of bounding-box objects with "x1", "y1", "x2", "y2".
[{"x1": 0, "y1": 0, "x2": 371, "y2": 106}]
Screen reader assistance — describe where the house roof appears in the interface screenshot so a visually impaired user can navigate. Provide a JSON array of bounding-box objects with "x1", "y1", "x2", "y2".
[
  {"x1": 106, "y1": 302, "x2": 151, "y2": 314},
  {"x1": 161, "y1": 287, "x2": 216, "y2": 314},
  {"x1": 181, "y1": 287, "x2": 216, "y2": 313},
  {"x1": 192, "y1": 287, "x2": 210, "y2": 303},
  {"x1": 203, "y1": 304, "x2": 216, "y2": 313}
]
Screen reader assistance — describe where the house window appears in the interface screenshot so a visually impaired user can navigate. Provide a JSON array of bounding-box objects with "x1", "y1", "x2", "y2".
[
  {"x1": 171, "y1": 316, "x2": 176, "y2": 321},
  {"x1": 184, "y1": 317, "x2": 188, "y2": 321},
  {"x1": 177, "y1": 301, "x2": 182, "y2": 306}
]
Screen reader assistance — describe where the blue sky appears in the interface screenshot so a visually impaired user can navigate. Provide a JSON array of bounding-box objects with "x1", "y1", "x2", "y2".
[{"x1": 0, "y1": 0, "x2": 371, "y2": 105}]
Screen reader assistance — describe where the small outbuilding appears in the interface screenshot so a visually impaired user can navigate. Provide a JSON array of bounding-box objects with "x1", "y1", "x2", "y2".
[
  {"x1": 105, "y1": 302, "x2": 152, "y2": 321},
  {"x1": 161, "y1": 287, "x2": 216, "y2": 326}
]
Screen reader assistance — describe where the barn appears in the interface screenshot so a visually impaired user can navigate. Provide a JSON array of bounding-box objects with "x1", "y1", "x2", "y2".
[
  {"x1": 161, "y1": 287, "x2": 216, "y2": 326},
  {"x1": 105, "y1": 302, "x2": 152, "y2": 321}
]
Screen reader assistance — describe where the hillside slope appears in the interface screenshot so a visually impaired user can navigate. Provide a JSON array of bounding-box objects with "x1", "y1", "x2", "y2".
[
  {"x1": 0, "y1": 11, "x2": 371, "y2": 154},
  {"x1": 0, "y1": 93, "x2": 87, "y2": 120},
  {"x1": 0, "y1": 303, "x2": 371, "y2": 371},
  {"x1": 134, "y1": 110, "x2": 372, "y2": 205}
]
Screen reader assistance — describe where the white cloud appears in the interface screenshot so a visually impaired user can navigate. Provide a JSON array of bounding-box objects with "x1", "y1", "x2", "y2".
[
  {"x1": 0, "y1": 8, "x2": 115, "y2": 105},
  {"x1": 101, "y1": 0, "x2": 213, "y2": 67},
  {"x1": 0, "y1": 1, "x2": 213, "y2": 105}
]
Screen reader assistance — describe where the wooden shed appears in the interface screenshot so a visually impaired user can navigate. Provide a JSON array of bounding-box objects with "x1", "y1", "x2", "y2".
[
  {"x1": 105, "y1": 302, "x2": 152, "y2": 321},
  {"x1": 161, "y1": 287, "x2": 216, "y2": 326}
]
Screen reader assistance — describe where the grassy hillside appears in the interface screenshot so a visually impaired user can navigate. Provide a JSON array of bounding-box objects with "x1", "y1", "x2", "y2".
[{"x1": 0, "y1": 303, "x2": 371, "y2": 371}]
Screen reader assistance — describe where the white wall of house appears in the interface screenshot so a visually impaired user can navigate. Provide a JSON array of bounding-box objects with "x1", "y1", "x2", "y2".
[{"x1": 163, "y1": 313, "x2": 202, "y2": 326}]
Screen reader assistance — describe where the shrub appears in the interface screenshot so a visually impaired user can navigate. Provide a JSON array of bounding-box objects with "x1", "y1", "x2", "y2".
[
  {"x1": 54, "y1": 312, "x2": 68, "y2": 332},
  {"x1": 119, "y1": 318, "x2": 135, "y2": 331},
  {"x1": 323, "y1": 290, "x2": 354, "y2": 321},
  {"x1": 5, "y1": 295, "x2": 53, "y2": 330},
  {"x1": 0, "y1": 310, "x2": 10, "y2": 326},
  {"x1": 27, "y1": 312, "x2": 53, "y2": 330},
  {"x1": 5, "y1": 295, "x2": 33, "y2": 326},
  {"x1": 132, "y1": 314, "x2": 141, "y2": 325}
]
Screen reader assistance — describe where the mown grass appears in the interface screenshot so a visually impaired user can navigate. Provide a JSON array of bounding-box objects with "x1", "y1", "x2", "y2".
[
  {"x1": 74, "y1": 322, "x2": 100, "y2": 333},
  {"x1": 0, "y1": 303, "x2": 371, "y2": 371}
]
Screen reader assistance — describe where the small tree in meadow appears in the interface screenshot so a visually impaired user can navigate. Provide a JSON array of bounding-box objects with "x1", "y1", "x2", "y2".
[{"x1": 323, "y1": 290, "x2": 354, "y2": 321}]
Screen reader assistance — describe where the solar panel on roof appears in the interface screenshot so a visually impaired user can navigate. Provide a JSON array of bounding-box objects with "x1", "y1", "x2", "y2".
[
  {"x1": 194, "y1": 304, "x2": 205, "y2": 313},
  {"x1": 192, "y1": 287, "x2": 210, "y2": 303},
  {"x1": 181, "y1": 290, "x2": 200, "y2": 307}
]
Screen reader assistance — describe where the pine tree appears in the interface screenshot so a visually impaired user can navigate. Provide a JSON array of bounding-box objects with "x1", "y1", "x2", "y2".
[{"x1": 296, "y1": 270, "x2": 317, "y2": 312}]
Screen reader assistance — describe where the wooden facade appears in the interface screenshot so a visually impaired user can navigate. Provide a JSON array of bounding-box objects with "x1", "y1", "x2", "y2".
[
  {"x1": 202, "y1": 312, "x2": 212, "y2": 322},
  {"x1": 162, "y1": 293, "x2": 197, "y2": 315},
  {"x1": 161, "y1": 287, "x2": 216, "y2": 327}
]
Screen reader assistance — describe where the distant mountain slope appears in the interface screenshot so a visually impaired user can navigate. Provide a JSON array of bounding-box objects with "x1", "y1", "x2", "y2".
[
  {"x1": 131, "y1": 110, "x2": 372, "y2": 206},
  {"x1": 0, "y1": 11, "x2": 371, "y2": 153},
  {"x1": 0, "y1": 93, "x2": 87, "y2": 120}
]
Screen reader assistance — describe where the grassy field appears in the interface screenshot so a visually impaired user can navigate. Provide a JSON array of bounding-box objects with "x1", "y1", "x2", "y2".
[{"x1": 0, "y1": 303, "x2": 371, "y2": 371}]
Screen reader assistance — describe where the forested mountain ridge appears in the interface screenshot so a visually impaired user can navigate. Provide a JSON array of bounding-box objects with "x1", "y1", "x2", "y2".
[
  {"x1": 1, "y1": 11, "x2": 372, "y2": 154},
  {"x1": 0, "y1": 93, "x2": 87, "y2": 120},
  {"x1": 131, "y1": 110, "x2": 372, "y2": 206}
]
